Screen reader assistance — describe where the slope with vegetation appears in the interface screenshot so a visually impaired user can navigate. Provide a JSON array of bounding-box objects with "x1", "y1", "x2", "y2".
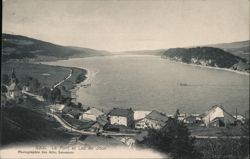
[
  {"x1": 208, "y1": 40, "x2": 250, "y2": 63},
  {"x1": 2, "y1": 33, "x2": 110, "y2": 62},
  {"x1": 162, "y1": 47, "x2": 249, "y2": 72}
]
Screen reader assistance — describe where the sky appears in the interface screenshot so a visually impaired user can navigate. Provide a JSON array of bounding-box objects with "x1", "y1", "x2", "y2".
[{"x1": 3, "y1": 0, "x2": 250, "y2": 52}]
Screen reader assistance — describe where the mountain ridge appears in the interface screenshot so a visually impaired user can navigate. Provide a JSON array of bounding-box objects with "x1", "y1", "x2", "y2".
[{"x1": 2, "y1": 33, "x2": 110, "y2": 62}]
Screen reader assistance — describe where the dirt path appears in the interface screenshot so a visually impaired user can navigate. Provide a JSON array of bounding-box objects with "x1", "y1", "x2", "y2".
[{"x1": 53, "y1": 69, "x2": 73, "y2": 88}]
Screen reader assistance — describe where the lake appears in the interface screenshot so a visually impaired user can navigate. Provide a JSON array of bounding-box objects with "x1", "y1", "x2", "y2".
[{"x1": 46, "y1": 55, "x2": 249, "y2": 115}]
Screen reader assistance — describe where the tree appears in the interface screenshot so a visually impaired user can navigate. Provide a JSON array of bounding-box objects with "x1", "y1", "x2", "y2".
[
  {"x1": 139, "y1": 111, "x2": 201, "y2": 159},
  {"x1": 29, "y1": 79, "x2": 40, "y2": 93},
  {"x1": 2, "y1": 74, "x2": 10, "y2": 85},
  {"x1": 38, "y1": 87, "x2": 51, "y2": 101},
  {"x1": 1, "y1": 85, "x2": 8, "y2": 93},
  {"x1": 51, "y1": 87, "x2": 61, "y2": 104},
  {"x1": 19, "y1": 75, "x2": 41, "y2": 93},
  {"x1": 20, "y1": 75, "x2": 32, "y2": 87}
]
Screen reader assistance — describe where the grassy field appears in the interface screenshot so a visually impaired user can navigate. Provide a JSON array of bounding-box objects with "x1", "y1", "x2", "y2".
[
  {"x1": 195, "y1": 137, "x2": 249, "y2": 159},
  {"x1": 1, "y1": 100, "x2": 75, "y2": 146},
  {"x1": 2, "y1": 62, "x2": 86, "y2": 89},
  {"x1": 188, "y1": 125, "x2": 246, "y2": 136}
]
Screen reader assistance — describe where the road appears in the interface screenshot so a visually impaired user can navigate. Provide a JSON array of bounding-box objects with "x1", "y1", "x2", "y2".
[
  {"x1": 47, "y1": 111, "x2": 136, "y2": 137},
  {"x1": 192, "y1": 135, "x2": 249, "y2": 139},
  {"x1": 22, "y1": 90, "x2": 44, "y2": 101},
  {"x1": 47, "y1": 112, "x2": 96, "y2": 135},
  {"x1": 53, "y1": 69, "x2": 72, "y2": 88}
]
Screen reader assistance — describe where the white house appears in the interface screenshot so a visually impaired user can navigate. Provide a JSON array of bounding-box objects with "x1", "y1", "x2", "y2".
[
  {"x1": 50, "y1": 104, "x2": 65, "y2": 113},
  {"x1": 200, "y1": 105, "x2": 237, "y2": 127},
  {"x1": 233, "y1": 114, "x2": 245, "y2": 124},
  {"x1": 108, "y1": 108, "x2": 134, "y2": 127},
  {"x1": 79, "y1": 107, "x2": 104, "y2": 121},
  {"x1": 135, "y1": 110, "x2": 168, "y2": 130}
]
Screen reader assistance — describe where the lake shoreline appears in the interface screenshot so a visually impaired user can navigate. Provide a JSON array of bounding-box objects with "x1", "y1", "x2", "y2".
[
  {"x1": 69, "y1": 68, "x2": 96, "y2": 104},
  {"x1": 162, "y1": 57, "x2": 249, "y2": 76},
  {"x1": 42, "y1": 55, "x2": 249, "y2": 114}
]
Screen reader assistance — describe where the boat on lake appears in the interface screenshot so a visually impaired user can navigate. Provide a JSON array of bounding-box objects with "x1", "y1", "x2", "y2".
[{"x1": 179, "y1": 83, "x2": 188, "y2": 86}]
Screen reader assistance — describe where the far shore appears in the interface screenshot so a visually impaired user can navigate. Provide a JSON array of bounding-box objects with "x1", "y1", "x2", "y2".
[{"x1": 162, "y1": 57, "x2": 250, "y2": 76}]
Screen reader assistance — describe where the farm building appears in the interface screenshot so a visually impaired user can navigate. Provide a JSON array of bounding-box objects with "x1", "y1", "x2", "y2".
[
  {"x1": 49, "y1": 104, "x2": 65, "y2": 113},
  {"x1": 67, "y1": 109, "x2": 82, "y2": 119},
  {"x1": 183, "y1": 114, "x2": 202, "y2": 124},
  {"x1": 133, "y1": 110, "x2": 151, "y2": 120},
  {"x1": 108, "y1": 108, "x2": 134, "y2": 127},
  {"x1": 135, "y1": 110, "x2": 168, "y2": 130},
  {"x1": 200, "y1": 105, "x2": 237, "y2": 127},
  {"x1": 79, "y1": 107, "x2": 104, "y2": 121}
]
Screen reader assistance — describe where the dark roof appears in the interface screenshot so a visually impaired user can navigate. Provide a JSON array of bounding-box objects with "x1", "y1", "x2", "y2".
[
  {"x1": 62, "y1": 106, "x2": 72, "y2": 113},
  {"x1": 108, "y1": 108, "x2": 133, "y2": 117},
  {"x1": 185, "y1": 115, "x2": 196, "y2": 120},
  {"x1": 145, "y1": 110, "x2": 168, "y2": 122},
  {"x1": 78, "y1": 121, "x2": 96, "y2": 129},
  {"x1": 68, "y1": 109, "x2": 82, "y2": 116},
  {"x1": 97, "y1": 115, "x2": 109, "y2": 126}
]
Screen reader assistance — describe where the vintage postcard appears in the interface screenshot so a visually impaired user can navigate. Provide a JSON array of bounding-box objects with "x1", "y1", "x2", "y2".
[{"x1": 1, "y1": 0, "x2": 249, "y2": 159}]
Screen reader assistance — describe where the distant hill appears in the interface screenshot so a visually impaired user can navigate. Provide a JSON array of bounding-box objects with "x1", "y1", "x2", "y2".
[
  {"x1": 67, "y1": 46, "x2": 110, "y2": 57},
  {"x1": 2, "y1": 33, "x2": 110, "y2": 62},
  {"x1": 206, "y1": 40, "x2": 250, "y2": 62},
  {"x1": 162, "y1": 47, "x2": 249, "y2": 72},
  {"x1": 207, "y1": 40, "x2": 249, "y2": 49},
  {"x1": 117, "y1": 49, "x2": 165, "y2": 56}
]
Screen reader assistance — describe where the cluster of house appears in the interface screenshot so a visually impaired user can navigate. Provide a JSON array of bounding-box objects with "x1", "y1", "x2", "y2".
[
  {"x1": 1, "y1": 69, "x2": 23, "y2": 107},
  {"x1": 2, "y1": 69, "x2": 248, "y2": 132},
  {"x1": 50, "y1": 102, "x2": 248, "y2": 133}
]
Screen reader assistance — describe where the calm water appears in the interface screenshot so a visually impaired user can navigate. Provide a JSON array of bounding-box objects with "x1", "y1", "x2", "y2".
[{"x1": 46, "y1": 55, "x2": 249, "y2": 115}]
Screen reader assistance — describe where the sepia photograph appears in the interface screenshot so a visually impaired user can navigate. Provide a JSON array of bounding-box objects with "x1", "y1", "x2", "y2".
[{"x1": 1, "y1": 0, "x2": 249, "y2": 158}]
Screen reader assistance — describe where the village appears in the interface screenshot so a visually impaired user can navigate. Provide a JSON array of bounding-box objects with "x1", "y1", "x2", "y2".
[{"x1": 1, "y1": 68, "x2": 249, "y2": 147}]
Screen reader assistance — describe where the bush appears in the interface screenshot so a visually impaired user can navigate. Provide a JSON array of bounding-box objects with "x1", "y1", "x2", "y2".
[{"x1": 138, "y1": 117, "x2": 201, "y2": 159}]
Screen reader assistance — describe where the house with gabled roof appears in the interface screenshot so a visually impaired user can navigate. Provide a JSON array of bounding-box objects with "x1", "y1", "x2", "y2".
[
  {"x1": 108, "y1": 108, "x2": 134, "y2": 127},
  {"x1": 135, "y1": 110, "x2": 168, "y2": 130},
  {"x1": 79, "y1": 107, "x2": 104, "y2": 121},
  {"x1": 89, "y1": 114, "x2": 109, "y2": 132},
  {"x1": 233, "y1": 114, "x2": 246, "y2": 124},
  {"x1": 200, "y1": 105, "x2": 237, "y2": 127},
  {"x1": 67, "y1": 109, "x2": 82, "y2": 119},
  {"x1": 183, "y1": 114, "x2": 202, "y2": 125},
  {"x1": 61, "y1": 106, "x2": 83, "y2": 119},
  {"x1": 50, "y1": 104, "x2": 65, "y2": 113},
  {"x1": 133, "y1": 110, "x2": 151, "y2": 120}
]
